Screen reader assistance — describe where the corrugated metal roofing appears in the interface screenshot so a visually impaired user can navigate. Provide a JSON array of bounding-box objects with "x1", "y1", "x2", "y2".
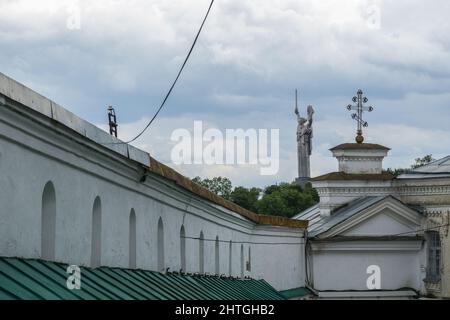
[
  {"x1": 0, "y1": 257, "x2": 285, "y2": 300},
  {"x1": 292, "y1": 204, "x2": 323, "y2": 232},
  {"x1": 279, "y1": 287, "x2": 312, "y2": 299}
]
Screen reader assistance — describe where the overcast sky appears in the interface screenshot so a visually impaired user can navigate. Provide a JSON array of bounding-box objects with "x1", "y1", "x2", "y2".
[{"x1": 1, "y1": 0, "x2": 450, "y2": 188}]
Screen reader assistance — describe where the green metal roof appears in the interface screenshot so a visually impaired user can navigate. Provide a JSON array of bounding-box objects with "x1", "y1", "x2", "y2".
[
  {"x1": 279, "y1": 287, "x2": 312, "y2": 299},
  {"x1": 0, "y1": 257, "x2": 286, "y2": 300}
]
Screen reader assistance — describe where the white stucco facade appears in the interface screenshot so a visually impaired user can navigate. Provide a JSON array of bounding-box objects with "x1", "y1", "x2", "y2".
[
  {"x1": 308, "y1": 199, "x2": 426, "y2": 294},
  {"x1": 0, "y1": 73, "x2": 306, "y2": 292},
  {"x1": 296, "y1": 143, "x2": 450, "y2": 299},
  {"x1": 331, "y1": 144, "x2": 389, "y2": 174}
]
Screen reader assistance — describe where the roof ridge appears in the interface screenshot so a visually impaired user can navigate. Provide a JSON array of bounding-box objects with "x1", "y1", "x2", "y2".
[
  {"x1": 312, "y1": 171, "x2": 395, "y2": 182},
  {"x1": 330, "y1": 143, "x2": 390, "y2": 151}
]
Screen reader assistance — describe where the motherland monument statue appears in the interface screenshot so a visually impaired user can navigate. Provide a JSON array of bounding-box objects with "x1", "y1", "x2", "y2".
[{"x1": 294, "y1": 90, "x2": 314, "y2": 188}]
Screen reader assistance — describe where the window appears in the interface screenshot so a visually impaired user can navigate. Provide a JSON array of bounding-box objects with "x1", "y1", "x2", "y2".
[
  {"x1": 91, "y1": 197, "x2": 102, "y2": 268},
  {"x1": 129, "y1": 209, "x2": 136, "y2": 269},
  {"x1": 41, "y1": 181, "x2": 56, "y2": 260},
  {"x1": 215, "y1": 236, "x2": 220, "y2": 275},
  {"x1": 199, "y1": 231, "x2": 205, "y2": 273},
  {"x1": 426, "y1": 231, "x2": 441, "y2": 282},
  {"x1": 180, "y1": 225, "x2": 186, "y2": 272},
  {"x1": 157, "y1": 218, "x2": 165, "y2": 272}
]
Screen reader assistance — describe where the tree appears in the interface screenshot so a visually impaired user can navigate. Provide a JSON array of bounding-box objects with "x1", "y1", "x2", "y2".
[
  {"x1": 387, "y1": 155, "x2": 435, "y2": 177},
  {"x1": 256, "y1": 193, "x2": 290, "y2": 217},
  {"x1": 303, "y1": 182, "x2": 320, "y2": 203},
  {"x1": 411, "y1": 155, "x2": 434, "y2": 169},
  {"x1": 255, "y1": 183, "x2": 316, "y2": 218},
  {"x1": 191, "y1": 176, "x2": 319, "y2": 218},
  {"x1": 192, "y1": 176, "x2": 233, "y2": 200},
  {"x1": 230, "y1": 187, "x2": 262, "y2": 212},
  {"x1": 386, "y1": 167, "x2": 408, "y2": 177}
]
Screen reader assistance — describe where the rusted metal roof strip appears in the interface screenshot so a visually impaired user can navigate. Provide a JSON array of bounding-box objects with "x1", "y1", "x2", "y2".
[{"x1": 148, "y1": 156, "x2": 309, "y2": 229}]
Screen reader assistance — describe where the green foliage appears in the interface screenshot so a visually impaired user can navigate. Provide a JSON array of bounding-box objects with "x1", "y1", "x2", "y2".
[
  {"x1": 303, "y1": 182, "x2": 320, "y2": 203},
  {"x1": 255, "y1": 193, "x2": 290, "y2": 217},
  {"x1": 411, "y1": 155, "x2": 434, "y2": 169},
  {"x1": 230, "y1": 187, "x2": 262, "y2": 213},
  {"x1": 192, "y1": 176, "x2": 233, "y2": 200},
  {"x1": 386, "y1": 167, "x2": 408, "y2": 177},
  {"x1": 256, "y1": 183, "x2": 317, "y2": 218},
  {"x1": 387, "y1": 154, "x2": 435, "y2": 177},
  {"x1": 192, "y1": 176, "x2": 319, "y2": 218}
]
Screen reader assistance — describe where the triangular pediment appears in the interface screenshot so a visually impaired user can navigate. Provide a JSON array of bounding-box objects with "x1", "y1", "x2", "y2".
[{"x1": 316, "y1": 196, "x2": 423, "y2": 239}]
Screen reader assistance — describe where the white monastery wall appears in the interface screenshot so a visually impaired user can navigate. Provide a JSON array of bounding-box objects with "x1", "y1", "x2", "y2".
[{"x1": 0, "y1": 74, "x2": 305, "y2": 291}]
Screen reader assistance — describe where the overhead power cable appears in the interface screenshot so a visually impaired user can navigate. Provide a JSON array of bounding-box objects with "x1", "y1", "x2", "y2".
[
  {"x1": 181, "y1": 236, "x2": 304, "y2": 246},
  {"x1": 124, "y1": 0, "x2": 215, "y2": 144},
  {"x1": 388, "y1": 223, "x2": 450, "y2": 237}
]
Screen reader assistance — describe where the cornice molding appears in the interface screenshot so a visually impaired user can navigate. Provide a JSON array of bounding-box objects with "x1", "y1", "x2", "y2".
[
  {"x1": 311, "y1": 240, "x2": 423, "y2": 252},
  {"x1": 337, "y1": 156, "x2": 384, "y2": 161},
  {"x1": 315, "y1": 185, "x2": 450, "y2": 196}
]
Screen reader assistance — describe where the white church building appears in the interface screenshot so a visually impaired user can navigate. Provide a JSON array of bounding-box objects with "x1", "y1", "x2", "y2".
[{"x1": 294, "y1": 143, "x2": 450, "y2": 299}]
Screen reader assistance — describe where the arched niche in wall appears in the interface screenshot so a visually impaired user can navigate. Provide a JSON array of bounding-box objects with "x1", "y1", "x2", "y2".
[
  {"x1": 240, "y1": 244, "x2": 244, "y2": 278},
  {"x1": 91, "y1": 196, "x2": 102, "y2": 268},
  {"x1": 157, "y1": 217, "x2": 165, "y2": 272},
  {"x1": 199, "y1": 231, "x2": 205, "y2": 274},
  {"x1": 247, "y1": 246, "x2": 251, "y2": 272},
  {"x1": 215, "y1": 236, "x2": 220, "y2": 275},
  {"x1": 228, "y1": 240, "x2": 232, "y2": 276},
  {"x1": 129, "y1": 209, "x2": 137, "y2": 269},
  {"x1": 41, "y1": 181, "x2": 56, "y2": 261},
  {"x1": 180, "y1": 225, "x2": 186, "y2": 272}
]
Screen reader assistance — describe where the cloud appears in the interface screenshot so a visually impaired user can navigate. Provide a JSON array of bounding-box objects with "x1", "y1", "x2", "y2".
[
  {"x1": 95, "y1": 110, "x2": 450, "y2": 188},
  {"x1": 2, "y1": 0, "x2": 450, "y2": 187}
]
